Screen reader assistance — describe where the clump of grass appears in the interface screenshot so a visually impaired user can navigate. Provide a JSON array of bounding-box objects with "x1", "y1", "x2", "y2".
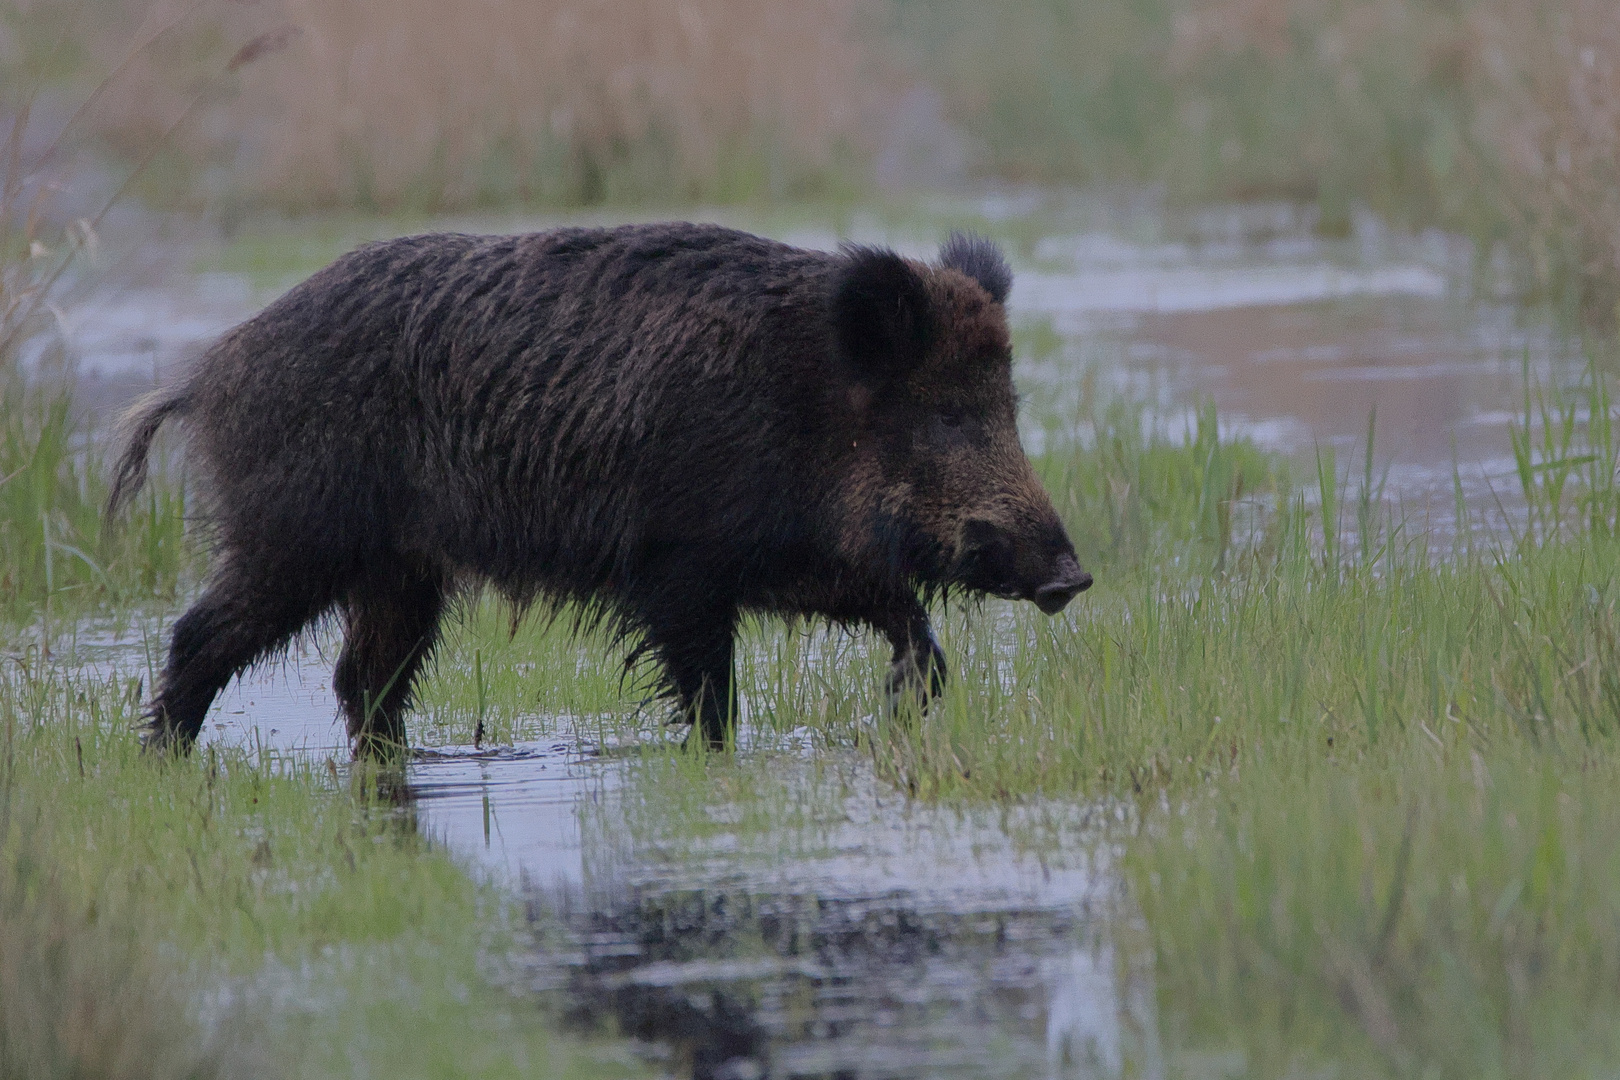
[
  {"x1": 0, "y1": 379, "x2": 193, "y2": 623},
  {"x1": 1130, "y1": 749, "x2": 1620, "y2": 1077},
  {"x1": 0, "y1": 823, "x2": 230, "y2": 1079},
  {"x1": 0, "y1": 653, "x2": 641, "y2": 1079},
  {"x1": 1040, "y1": 397, "x2": 1282, "y2": 574}
]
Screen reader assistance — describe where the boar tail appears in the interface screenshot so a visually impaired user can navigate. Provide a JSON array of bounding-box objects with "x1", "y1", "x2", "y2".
[{"x1": 105, "y1": 385, "x2": 191, "y2": 518}]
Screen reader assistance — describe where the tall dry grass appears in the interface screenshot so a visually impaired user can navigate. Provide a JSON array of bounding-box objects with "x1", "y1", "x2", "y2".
[
  {"x1": 81, "y1": 0, "x2": 876, "y2": 210},
  {"x1": 1478, "y1": 0, "x2": 1620, "y2": 327},
  {"x1": 1159, "y1": 0, "x2": 1620, "y2": 323},
  {"x1": 18, "y1": 0, "x2": 1620, "y2": 327},
  {"x1": 263, "y1": 0, "x2": 870, "y2": 207}
]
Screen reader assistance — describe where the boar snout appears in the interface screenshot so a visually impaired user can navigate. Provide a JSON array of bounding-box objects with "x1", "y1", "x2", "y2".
[
  {"x1": 958, "y1": 516, "x2": 1092, "y2": 613},
  {"x1": 1033, "y1": 552, "x2": 1092, "y2": 615}
]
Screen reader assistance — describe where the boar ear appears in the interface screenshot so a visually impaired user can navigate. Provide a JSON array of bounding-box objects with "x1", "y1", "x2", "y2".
[
  {"x1": 833, "y1": 245, "x2": 937, "y2": 381},
  {"x1": 939, "y1": 231, "x2": 1011, "y2": 305}
]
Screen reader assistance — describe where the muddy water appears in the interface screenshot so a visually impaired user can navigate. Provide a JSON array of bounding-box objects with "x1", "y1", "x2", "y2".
[{"x1": 55, "y1": 200, "x2": 1574, "y2": 1077}]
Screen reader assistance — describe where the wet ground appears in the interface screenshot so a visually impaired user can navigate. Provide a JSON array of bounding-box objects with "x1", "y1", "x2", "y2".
[{"x1": 48, "y1": 196, "x2": 1578, "y2": 1077}]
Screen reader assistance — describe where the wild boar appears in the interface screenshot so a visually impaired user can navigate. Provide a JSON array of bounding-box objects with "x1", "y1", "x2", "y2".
[{"x1": 108, "y1": 224, "x2": 1090, "y2": 753}]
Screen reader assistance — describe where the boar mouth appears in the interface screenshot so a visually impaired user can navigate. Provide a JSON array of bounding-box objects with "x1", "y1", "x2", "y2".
[
  {"x1": 953, "y1": 522, "x2": 1092, "y2": 613},
  {"x1": 952, "y1": 522, "x2": 1021, "y2": 598},
  {"x1": 946, "y1": 524, "x2": 1088, "y2": 615}
]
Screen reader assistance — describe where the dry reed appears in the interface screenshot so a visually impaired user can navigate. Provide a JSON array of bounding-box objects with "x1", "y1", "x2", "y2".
[
  {"x1": 1478, "y1": 0, "x2": 1620, "y2": 326},
  {"x1": 97, "y1": 0, "x2": 876, "y2": 210},
  {"x1": 1167, "y1": 0, "x2": 1620, "y2": 322},
  {"x1": 22, "y1": 0, "x2": 1620, "y2": 328}
]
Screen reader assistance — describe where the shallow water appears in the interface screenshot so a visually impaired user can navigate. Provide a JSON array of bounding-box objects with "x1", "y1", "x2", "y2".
[
  {"x1": 1006, "y1": 211, "x2": 1574, "y2": 537},
  {"x1": 51, "y1": 196, "x2": 1579, "y2": 1076},
  {"x1": 66, "y1": 626, "x2": 1151, "y2": 1077},
  {"x1": 502, "y1": 741, "x2": 1148, "y2": 1079}
]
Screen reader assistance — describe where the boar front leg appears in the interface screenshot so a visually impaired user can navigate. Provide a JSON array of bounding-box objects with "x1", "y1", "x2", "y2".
[
  {"x1": 881, "y1": 599, "x2": 947, "y2": 716},
  {"x1": 645, "y1": 603, "x2": 739, "y2": 751}
]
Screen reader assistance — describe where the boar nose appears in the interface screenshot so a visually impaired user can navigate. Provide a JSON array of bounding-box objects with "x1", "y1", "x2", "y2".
[{"x1": 1033, "y1": 553, "x2": 1092, "y2": 615}]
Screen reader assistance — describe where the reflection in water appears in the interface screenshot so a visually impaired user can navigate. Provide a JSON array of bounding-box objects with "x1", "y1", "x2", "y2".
[
  {"x1": 518, "y1": 743, "x2": 1150, "y2": 1078},
  {"x1": 409, "y1": 742, "x2": 605, "y2": 896},
  {"x1": 541, "y1": 890, "x2": 1158, "y2": 1080}
]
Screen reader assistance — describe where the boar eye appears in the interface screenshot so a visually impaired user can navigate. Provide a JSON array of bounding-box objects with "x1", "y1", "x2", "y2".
[{"x1": 939, "y1": 408, "x2": 965, "y2": 429}]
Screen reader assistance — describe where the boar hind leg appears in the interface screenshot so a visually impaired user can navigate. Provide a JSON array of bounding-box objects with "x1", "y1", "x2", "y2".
[
  {"x1": 333, "y1": 560, "x2": 446, "y2": 758},
  {"x1": 882, "y1": 601, "x2": 947, "y2": 716},
  {"x1": 148, "y1": 560, "x2": 331, "y2": 753}
]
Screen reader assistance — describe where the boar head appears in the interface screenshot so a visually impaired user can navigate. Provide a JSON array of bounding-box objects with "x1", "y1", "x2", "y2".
[{"x1": 831, "y1": 233, "x2": 1091, "y2": 614}]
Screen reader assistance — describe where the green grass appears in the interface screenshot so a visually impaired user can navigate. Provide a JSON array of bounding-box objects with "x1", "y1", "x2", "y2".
[
  {"x1": 0, "y1": 378, "x2": 194, "y2": 625},
  {"x1": 1130, "y1": 738, "x2": 1620, "y2": 1077},
  {"x1": 0, "y1": 655, "x2": 643, "y2": 1080}
]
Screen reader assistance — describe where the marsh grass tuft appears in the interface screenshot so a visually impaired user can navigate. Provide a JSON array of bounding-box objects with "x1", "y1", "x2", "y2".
[
  {"x1": 0, "y1": 654, "x2": 640, "y2": 1079},
  {"x1": 0, "y1": 379, "x2": 192, "y2": 623},
  {"x1": 0, "y1": 834, "x2": 228, "y2": 1080}
]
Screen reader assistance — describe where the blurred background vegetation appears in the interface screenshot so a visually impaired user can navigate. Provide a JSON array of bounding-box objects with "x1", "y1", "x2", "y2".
[{"x1": 5, "y1": 0, "x2": 1616, "y2": 327}]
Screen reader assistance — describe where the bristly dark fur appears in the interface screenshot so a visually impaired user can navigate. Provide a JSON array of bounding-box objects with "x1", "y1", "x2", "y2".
[
  {"x1": 939, "y1": 231, "x2": 1013, "y2": 305},
  {"x1": 833, "y1": 244, "x2": 937, "y2": 379},
  {"x1": 109, "y1": 223, "x2": 1086, "y2": 754}
]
